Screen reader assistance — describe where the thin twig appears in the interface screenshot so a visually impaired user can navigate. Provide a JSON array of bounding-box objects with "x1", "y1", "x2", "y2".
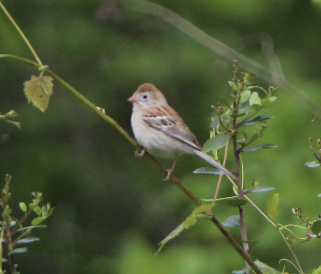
[{"x1": 0, "y1": 1, "x2": 43, "y2": 66}]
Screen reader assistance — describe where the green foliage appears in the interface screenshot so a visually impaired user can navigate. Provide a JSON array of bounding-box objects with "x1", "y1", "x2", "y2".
[
  {"x1": 0, "y1": 175, "x2": 53, "y2": 273},
  {"x1": 2, "y1": 0, "x2": 321, "y2": 273}
]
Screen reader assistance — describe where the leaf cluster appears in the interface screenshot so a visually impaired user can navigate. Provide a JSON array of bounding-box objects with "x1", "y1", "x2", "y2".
[{"x1": 0, "y1": 175, "x2": 54, "y2": 274}]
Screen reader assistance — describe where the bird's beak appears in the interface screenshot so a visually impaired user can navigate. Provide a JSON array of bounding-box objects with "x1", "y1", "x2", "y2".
[{"x1": 127, "y1": 95, "x2": 137, "y2": 103}]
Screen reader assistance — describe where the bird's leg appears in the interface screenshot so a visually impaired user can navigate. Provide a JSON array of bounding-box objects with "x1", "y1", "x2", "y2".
[
  {"x1": 135, "y1": 148, "x2": 146, "y2": 157},
  {"x1": 164, "y1": 155, "x2": 179, "y2": 181}
]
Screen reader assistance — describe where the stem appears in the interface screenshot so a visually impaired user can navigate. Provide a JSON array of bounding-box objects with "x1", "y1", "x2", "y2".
[
  {"x1": 212, "y1": 133, "x2": 233, "y2": 204},
  {"x1": 0, "y1": 1, "x2": 43, "y2": 65}
]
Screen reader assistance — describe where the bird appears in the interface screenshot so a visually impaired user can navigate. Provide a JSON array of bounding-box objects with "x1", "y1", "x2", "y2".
[{"x1": 128, "y1": 83, "x2": 235, "y2": 180}]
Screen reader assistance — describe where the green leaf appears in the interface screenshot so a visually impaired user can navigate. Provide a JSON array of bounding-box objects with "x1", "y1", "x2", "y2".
[
  {"x1": 249, "y1": 92, "x2": 261, "y2": 106},
  {"x1": 226, "y1": 198, "x2": 248, "y2": 207},
  {"x1": 305, "y1": 161, "x2": 321, "y2": 168},
  {"x1": 222, "y1": 215, "x2": 240, "y2": 227},
  {"x1": 31, "y1": 217, "x2": 46, "y2": 226},
  {"x1": 228, "y1": 81, "x2": 239, "y2": 91},
  {"x1": 267, "y1": 193, "x2": 279, "y2": 221},
  {"x1": 311, "y1": 220, "x2": 321, "y2": 234},
  {"x1": 247, "y1": 187, "x2": 275, "y2": 193},
  {"x1": 242, "y1": 144, "x2": 277, "y2": 152},
  {"x1": 254, "y1": 260, "x2": 283, "y2": 274},
  {"x1": 240, "y1": 90, "x2": 251, "y2": 102},
  {"x1": 10, "y1": 247, "x2": 28, "y2": 254},
  {"x1": 269, "y1": 96, "x2": 277, "y2": 102},
  {"x1": 261, "y1": 98, "x2": 272, "y2": 108},
  {"x1": 242, "y1": 116, "x2": 273, "y2": 126},
  {"x1": 16, "y1": 225, "x2": 47, "y2": 232},
  {"x1": 202, "y1": 135, "x2": 229, "y2": 152},
  {"x1": 19, "y1": 202, "x2": 27, "y2": 213},
  {"x1": 16, "y1": 237, "x2": 40, "y2": 245},
  {"x1": 193, "y1": 167, "x2": 224, "y2": 175},
  {"x1": 156, "y1": 204, "x2": 213, "y2": 255},
  {"x1": 24, "y1": 75, "x2": 53, "y2": 112}
]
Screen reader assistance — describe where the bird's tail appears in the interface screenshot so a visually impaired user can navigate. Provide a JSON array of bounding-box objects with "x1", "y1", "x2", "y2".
[{"x1": 193, "y1": 149, "x2": 236, "y2": 179}]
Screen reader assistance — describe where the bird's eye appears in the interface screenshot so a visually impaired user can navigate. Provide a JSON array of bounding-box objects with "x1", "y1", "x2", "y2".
[{"x1": 142, "y1": 94, "x2": 148, "y2": 99}]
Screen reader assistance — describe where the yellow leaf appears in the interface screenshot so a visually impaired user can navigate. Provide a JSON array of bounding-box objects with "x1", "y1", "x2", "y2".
[{"x1": 24, "y1": 75, "x2": 53, "y2": 112}]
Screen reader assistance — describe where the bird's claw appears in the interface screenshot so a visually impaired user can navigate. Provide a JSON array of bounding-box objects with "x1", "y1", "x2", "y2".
[{"x1": 135, "y1": 148, "x2": 146, "y2": 157}]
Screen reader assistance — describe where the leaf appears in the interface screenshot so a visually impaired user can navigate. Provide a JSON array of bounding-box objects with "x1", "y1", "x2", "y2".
[
  {"x1": 10, "y1": 247, "x2": 28, "y2": 254},
  {"x1": 242, "y1": 116, "x2": 273, "y2": 126},
  {"x1": 31, "y1": 217, "x2": 46, "y2": 226},
  {"x1": 222, "y1": 215, "x2": 240, "y2": 227},
  {"x1": 254, "y1": 260, "x2": 283, "y2": 274},
  {"x1": 226, "y1": 197, "x2": 248, "y2": 207},
  {"x1": 202, "y1": 135, "x2": 229, "y2": 152},
  {"x1": 24, "y1": 75, "x2": 53, "y2": 112},
  {"x1": 19, "y1": 202, "x2": 27, "y2": 213},
  {"x1": 156, "y1": 204, "x2": 213, "y2": 255},
  {"x1": 240, "y1": 90, "x2": 251, "y2": 102},
  {"x1": 249, "y1": 92, "x2": 261, "y2": 106},
  {"x1": 305, "y1": 161, "x2": 321, "y2": 168},
  {"x1": 16, "y1": 237, "x2": 40, "y2": 245},
  {"x1": 269, "y1": 96, "x2": 277, "y2": 102},
  {"x1": 261, "y1": 98, "x2": 272, "y2": 108},
  {"x1": 193, "y1": 167, "x2": 224, "y2": 175},
  {"x1": 247, "y1": 187, "x2": 275, "y2": 193},
  {"x1": 242, "y1": 144, "x2": 277, "y2": 152},
  {"x1": 16, "y1": 225, "x2": 47, "y2": 232},
  {"x1": 267, "y1": 193, "x2": 279, "y2": 221},
  {"x1": 311, "y1": 220, "x2": 321, "y2": 234}
]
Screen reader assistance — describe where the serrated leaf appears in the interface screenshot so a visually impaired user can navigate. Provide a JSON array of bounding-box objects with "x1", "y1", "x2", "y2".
[
  {"x1": 16, "y1": 237, "x2": 40, "y2": 245},
  {"x1": 242, "y1": 116, "x2": 273, "y2": 126},
  {"x1": 156, "y1": 204, "x2": 213, "y2": 255},
  {"x1": 31, "y1": 217, "x2": 46, "y2": 226},
  {"x1": 311, "y1": 220, "x2": 321, "y2": 234},
  {"x1": 240, "y1": 90, "x2": 251, "y2": 102},
  {"x1": 249, "y1": 92, "x2": 261, "y2": 106},
  {"x1": 305, "y1": 161, "x2": 321, "y2": 168},
  {"x1": 193, "y1": 167, "x2": 224, "y2": 175},
  {"x1": 226, "y1": 198, "x2": 248, "y2": 207},
  {"x1": 247, "y1": 187, "x2": 275, "y2": 193},
  {"x1": 242, "y1": 144, "x2": 277, "y2": 152},
  {"x1": 19, "y1": 202, "x2": 27, "y2": 213},
  {"x1": 267, "y1": 193, "x2": 279, "y2": 221},
  {"x1": 10, "y1": 247, "x2": 28, "y2": 254},
  {"x1": 24, "y1": 75, "x2": 53, "y2": 112},
  {"x1": 222, "y1": 215, "x2": 240, "y2": 227},
  {"x1": 202, "y1": 134, "x2": 229, "y2": 152}
]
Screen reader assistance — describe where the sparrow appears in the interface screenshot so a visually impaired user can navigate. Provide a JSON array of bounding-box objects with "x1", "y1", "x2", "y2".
[{"x1": 128, "y1": 83, "x2": 235, "y2": 180}]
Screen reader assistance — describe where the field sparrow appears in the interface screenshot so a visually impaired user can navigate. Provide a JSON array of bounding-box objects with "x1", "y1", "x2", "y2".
[{"x1": 128, "y1": 83, "x2": 235, "y2": 180}]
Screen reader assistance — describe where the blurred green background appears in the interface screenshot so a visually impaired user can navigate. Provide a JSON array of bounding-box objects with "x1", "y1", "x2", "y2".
[{"x1": 1, "y1": 0, "x2": 321, "y2": 273}]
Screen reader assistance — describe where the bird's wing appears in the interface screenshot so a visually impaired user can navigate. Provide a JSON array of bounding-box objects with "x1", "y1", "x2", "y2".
[{"x1": 142, "y1": 105, "x2": 201, "y2": 151}]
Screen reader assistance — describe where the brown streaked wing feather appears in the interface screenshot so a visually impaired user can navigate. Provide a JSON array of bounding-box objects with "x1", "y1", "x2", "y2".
[{"x1": 142, "y1": 105, "x2": 201, "y2": 151}]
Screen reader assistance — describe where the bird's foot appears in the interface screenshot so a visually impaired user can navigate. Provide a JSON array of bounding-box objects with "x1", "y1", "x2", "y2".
[{"x1": 135, "y1": 148, "x2": 146, "y2": 157}]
